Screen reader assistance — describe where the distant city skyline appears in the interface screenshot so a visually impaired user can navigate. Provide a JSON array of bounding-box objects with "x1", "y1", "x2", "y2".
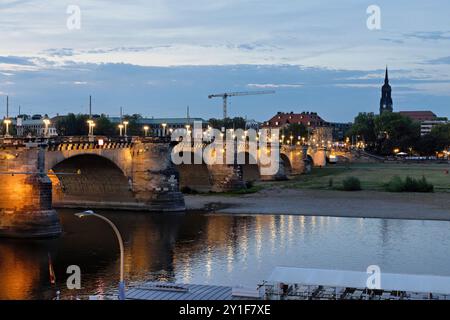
[{"x1": 1, "y1": 1, "x2": 450, "y2": 121}]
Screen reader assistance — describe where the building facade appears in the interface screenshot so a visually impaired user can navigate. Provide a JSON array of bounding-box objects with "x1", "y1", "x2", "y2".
[
  {"x1": 15, "y1": 115, "x2": 58, "y2": 137},
  {"x1": 262, "y1": 111, "x2": 327, "y2": 129},
  {"x1": 397, "y1": 111, "x2": 448, "y2": 136},
  {"x1": 262, "y1": 111, "x2": 337, "y2": 144},
  {"x1": 420, "y1": 120, "x2": 448, "y2": 136}
]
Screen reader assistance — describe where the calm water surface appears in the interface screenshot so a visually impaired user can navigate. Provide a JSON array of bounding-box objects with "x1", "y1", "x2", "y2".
[{"x1": 1, "y1": 209, "x2": 450, "y2": 299}]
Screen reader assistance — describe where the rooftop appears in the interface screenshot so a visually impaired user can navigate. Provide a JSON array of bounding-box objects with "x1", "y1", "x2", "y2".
[
  {"x1": 125, "y1": 282, "x2": 259, "y2": 300},
  {"x1": 268, "y1": 266, "x2": 450, "y2": 295},
  {"x1": 263, "y1": 111, "x2": 328, "y2": 128},
  {"x1": 399, "y1": 111, "x2": 437, "y2": 122}
]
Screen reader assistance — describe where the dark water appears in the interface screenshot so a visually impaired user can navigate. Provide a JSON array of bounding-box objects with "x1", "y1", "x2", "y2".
[{"x1": 2, "y1": 210, "x2": 450, "y2": 300}]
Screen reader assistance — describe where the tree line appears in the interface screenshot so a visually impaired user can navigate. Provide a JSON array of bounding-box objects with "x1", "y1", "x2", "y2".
[
  {"x1": 55, "y1": 113, "x2": 144, "y2": 136},
  {"x1": 346, "y1": 112, "x2": 450, "y2": 156}
]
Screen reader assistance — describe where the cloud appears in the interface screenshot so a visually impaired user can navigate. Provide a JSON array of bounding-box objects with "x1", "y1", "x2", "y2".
[
  {"x1": 424, "y1": 56, "x2": 450, "y2": 65},
  {"x1": 379, "y1": 38, "x2": 404, "y2": 44},
  {"x1": 247, "y1": 83, "x2": 303, "y2": 89},
  {"x1": 0, "y1": 56, "x2": 35, "y2": 66},
  {"x1": 334, "y1": 83, "x2": 380, "y2": 89},
  {"x1": 404, "y1": 31, "x2": 450, "y2": 41},
  {"x1": 42, "y1": 48, "x2": 76, "y2": 57},
  {"x1": 0, "y1": 61, "x2": 447, "y2": 122},
  {"x1": 85, "y1": 45, "x2": 173, "y2": 54},
  {"x1": 0, "y1": 0, "x2": 33, "y2": 9}
]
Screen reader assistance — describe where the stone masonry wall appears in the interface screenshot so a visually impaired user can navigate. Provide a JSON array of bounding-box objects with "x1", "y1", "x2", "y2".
[{"x1": 0, "y1": 146, "x2": 61, "y2": 238}]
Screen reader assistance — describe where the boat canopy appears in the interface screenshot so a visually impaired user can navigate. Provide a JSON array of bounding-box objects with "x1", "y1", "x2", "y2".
[{"x1": 267, "y1": 267, "x2": 450, "y2": 295}]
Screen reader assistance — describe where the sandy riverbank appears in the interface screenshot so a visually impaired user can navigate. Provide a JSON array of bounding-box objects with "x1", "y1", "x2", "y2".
[{"x1": 185, "y1": 188, "x2": 450, "y2": 221}]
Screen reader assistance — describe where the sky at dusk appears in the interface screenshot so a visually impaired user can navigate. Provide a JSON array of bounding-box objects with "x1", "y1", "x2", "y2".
[{"x1": 0, "y1": 0, "x2": 449, "y2": 122}]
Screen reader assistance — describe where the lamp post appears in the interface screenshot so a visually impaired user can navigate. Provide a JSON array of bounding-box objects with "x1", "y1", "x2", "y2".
[
  {"x1": 3, "y1": 118, "x2": 12, "y2": 137},
  {"x1": 143, "y1": 125, "x2": 149, "y2": 137},
  {"x1": 75, "y1": 210, "x2": 126, "y2": 300},
  {"x1": 118, "y1": 124, "x2": 124, "y2": 137},
  {"x1": 43, "y1": 119, "x2": 51, "y2": 137},
  {"x1": 123, "y1": 121, "x2": 129, "y2": 137},
  {"x1": 161, "y1": 123, "x2": 167, "y2": 137},
  {"x1": 87, "y1": 119, "x2": 95, "y2": 137}
]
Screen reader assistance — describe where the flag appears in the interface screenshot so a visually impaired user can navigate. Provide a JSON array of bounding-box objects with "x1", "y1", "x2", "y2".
[{"x1": 48, "y1": 253, "x2": 56, "y2": 285}]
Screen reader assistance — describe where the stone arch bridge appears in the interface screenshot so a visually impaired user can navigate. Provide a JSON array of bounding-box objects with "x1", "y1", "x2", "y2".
[{"x1": 0, "y1": 136, "x2": 327, "y2": 238}]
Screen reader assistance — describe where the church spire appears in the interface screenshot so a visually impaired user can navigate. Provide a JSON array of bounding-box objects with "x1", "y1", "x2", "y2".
[
  {"x1": 384, "y1": 66, "x2": 389, "y2": 84},
  {"x1": 380, "y1": 66, "x2": 393, "y2": 114}
]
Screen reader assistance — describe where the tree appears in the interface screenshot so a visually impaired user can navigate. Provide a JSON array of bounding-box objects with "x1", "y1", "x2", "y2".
[
  {"x1": 346, "y1": 112, "x2": 421, "y2": 155},
  {"x1": 208, "y1": 117, "x2": 246, "y2": 130},
  {"x1": 374, "y1": 112, "x2": 420, "y2": 155},
  {"x1": 94, "y1": 115, "x2": 115, "y2": 136},
  {"x1": 284, "y1": 123, "x2": 307, "y2": 144},
  {"x1": 346, "y1": 112, "x2": 377, "y2": 146},
  {"x1": 55, "y1": 113, "x2": 115, "y2": 136},
  {"x1": 55, "y1": 113, "x2": 89, "y2": 136},
  {"x1": 415, "y1": 134, "x2": 438, "y2": 156},
  {"x1": 122, "y1": 114, "x2": 143, "y2": 136},
  {"x1": 427, "y1": 123, "x2": 450, "y2": 152}
]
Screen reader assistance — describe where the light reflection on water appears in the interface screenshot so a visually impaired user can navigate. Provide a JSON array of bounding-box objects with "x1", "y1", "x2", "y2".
[{"x1": 1, "y1": 209, "x2": 450, "y2": 299}]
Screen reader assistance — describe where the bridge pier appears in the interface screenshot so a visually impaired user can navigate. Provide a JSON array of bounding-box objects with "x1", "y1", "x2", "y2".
[
  {"x1": 131, "y1": 142, "x2": 185, "y2": 211},
  {"x1": 259, "y1": 158, "x2": 289, "y2": 181},
  {"x1": 0, "y1": 147, "x2": 62, "y2": 238},
  {"x1": 310, "y1": 148, "x2": 327, "y2": 167},
  {"x1": 209, "y1": 164, "x2": 246, "y2": 192}
]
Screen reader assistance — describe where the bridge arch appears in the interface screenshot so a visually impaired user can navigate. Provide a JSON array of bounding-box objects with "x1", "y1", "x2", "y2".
[
  {"x1": 50, "y1": 154, "x2": 135, "y2": 203},
  {"x1": 45, "y1": 148, "x2": 132, "y2": 176},
  {"x1": 175, "y1": 152, "x2": 212, "y2": 193}
]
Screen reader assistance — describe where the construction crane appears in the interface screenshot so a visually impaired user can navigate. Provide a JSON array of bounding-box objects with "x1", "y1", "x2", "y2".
[{"x1": 208, "y1": 90, "x2": 275, "y2": 119}]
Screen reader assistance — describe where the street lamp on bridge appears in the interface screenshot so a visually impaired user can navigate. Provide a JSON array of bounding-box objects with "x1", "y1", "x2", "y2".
[
  {"x1": 43, "y1": 118, "x2": 51, "y2": 137},
  {"x1": 118, "y1": 124, "x2": 124, "y2": 137},
  {"x1": 143, "y1": 125, "x2": 149, "y2": 137},
  {"x1": 123, "y1": 121, "x2": 129, "y2": 137},
  {"x1": 75, "y1": 210, "x2": 126, "y2": 300},
  {"x1": 87, "y1": 119, "x2": 95, "y2": 137},
  {"x1": 3, "y1": 118, "x2": 12, "y2": 138}
]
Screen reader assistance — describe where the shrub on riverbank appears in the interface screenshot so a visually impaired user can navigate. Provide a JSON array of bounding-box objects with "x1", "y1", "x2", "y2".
[
  {"x1": 225, "y1": 185, "x2": 264, "y2": 195},
  {"x1": 181, "y1": 186, "x2": 199, "y2": 194},
  {"x1": 342, "y1": 176, "x2": 362, "y2": 191},
  {"x1": 384, "y1": 176, "x2": 434, "y2": 192}
]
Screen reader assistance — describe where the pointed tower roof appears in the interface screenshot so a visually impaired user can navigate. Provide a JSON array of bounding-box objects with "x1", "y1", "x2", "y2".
[{"x1": 384, "y1": 66, "x2": 389, "y2": 84}]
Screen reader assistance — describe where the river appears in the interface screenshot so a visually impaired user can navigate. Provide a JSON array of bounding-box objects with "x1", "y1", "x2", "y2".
[{"x1": 1, "y1": 209, "x2": 450, "y2": 299}]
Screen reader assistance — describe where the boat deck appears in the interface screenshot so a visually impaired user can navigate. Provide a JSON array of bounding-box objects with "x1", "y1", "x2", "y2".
[{"x1": 125, "y1": 282, "x2": 260, "y2": 300}]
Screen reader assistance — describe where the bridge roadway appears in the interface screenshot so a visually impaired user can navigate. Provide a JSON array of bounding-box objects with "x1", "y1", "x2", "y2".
[{"x1": 0, "y1": 136, "x2": 326, "y2": 238}]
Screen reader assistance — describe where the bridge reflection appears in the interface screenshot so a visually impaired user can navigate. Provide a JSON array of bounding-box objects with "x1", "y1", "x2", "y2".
[{"x1": 0, "y1": 210, "x2": 297, "y2": 299}]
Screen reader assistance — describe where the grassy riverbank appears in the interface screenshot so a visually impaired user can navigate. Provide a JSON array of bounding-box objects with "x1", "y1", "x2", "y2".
[
  {"x1": 277, "y1": 163, "x2": 450, "y2": 192},
  {"x1": 184, "y1": 163, "x2": 450, "y2": 220}
]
